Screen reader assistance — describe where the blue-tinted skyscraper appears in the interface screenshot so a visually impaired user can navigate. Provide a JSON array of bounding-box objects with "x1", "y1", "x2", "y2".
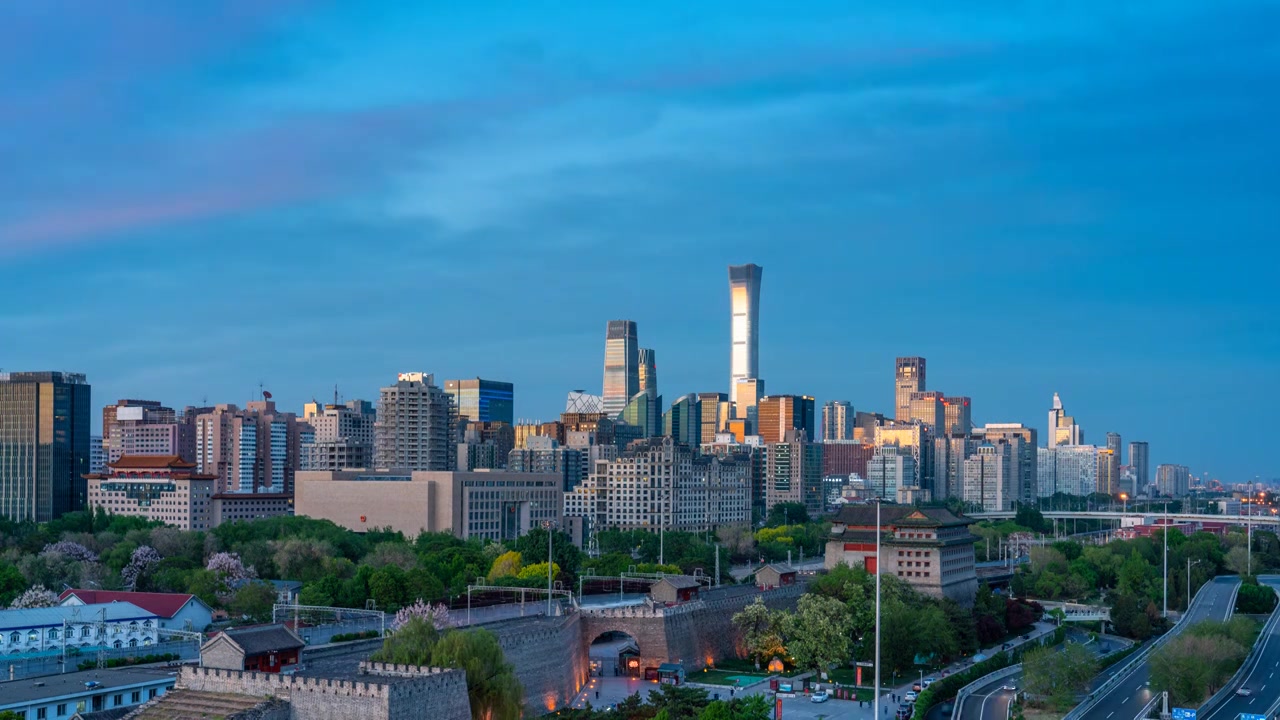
[
  {"x1": 0, "y1": 371, "x2": 91, "y2": 521},
  {"x1": 445, "y1": 378, "x2": 515, "y2": 425},
  {"x1": 602, "y1": 320, "x2": 639, "y2": 418}
]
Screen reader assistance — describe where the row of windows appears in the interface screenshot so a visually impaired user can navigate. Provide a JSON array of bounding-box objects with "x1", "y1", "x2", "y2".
[{"x1": 4, "y1": 622, "x2": 152, "y2": 643}]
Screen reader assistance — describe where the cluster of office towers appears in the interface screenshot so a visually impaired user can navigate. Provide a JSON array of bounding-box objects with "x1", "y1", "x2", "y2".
[{"x1": 0, "y1": 263, "x2": 1189, "y2": 530}]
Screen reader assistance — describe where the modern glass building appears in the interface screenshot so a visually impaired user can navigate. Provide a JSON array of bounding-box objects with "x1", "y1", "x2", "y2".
[
  {"x1": 757, "y1": 395, "x2": 816, "y2": 443},
  {"x1": 601, "y1": 320, "x2": 639, "y2": 419},
  {"x1": 0, "y1": 371, "x2": 92, "y2": 522},
  {"x1": 662, "y1": 394, "x2": 700, "y2": 448},
  {"x1": 894, "y1": 357, "x2": 926, "y2": 421},
  {"x1": 821, "y1": 400, "x2": 853, "y2": 441},
  {"x1": 728, "y1": 264, "x2": 762, "y2": 411},
  {"x1": 638, "y1": 348, "x2": 657, "y2": 397},
  {"x1": 444, "y1": 378, "x2": 515, "y2": 425}
]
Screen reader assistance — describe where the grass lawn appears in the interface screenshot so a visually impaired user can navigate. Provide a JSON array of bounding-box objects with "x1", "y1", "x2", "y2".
[{"x1": 694, "y1": 670, "x2": 771, "y2": 686}]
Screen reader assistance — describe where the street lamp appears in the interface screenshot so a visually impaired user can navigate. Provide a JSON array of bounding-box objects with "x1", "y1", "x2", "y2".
[
  {"x1": 1162, "y1": 501, "x2": 1169, "y2": 619},
  {"x1": 1120, "y1": 493, "x2": 1128, "y2": 515},
  {"x1": 1186, "y1": 558, "x2": 1205, "y2": 611}
]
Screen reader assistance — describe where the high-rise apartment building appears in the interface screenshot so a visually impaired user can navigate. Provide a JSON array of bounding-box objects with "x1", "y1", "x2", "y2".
[
  {"x1": 1129, "y1": 441, "x2": 1150, "y2": 493},
  {"x1": 822, "y1": 401, "x2": 854, "y2": 441},
  {"x1": 196, "y1": 401, "x2": 307, "y2": 494},
  {"x1": 866, "y1": 445, "x2": 915, "y2": 501},
  {"x1": 728, "y1": 264, "x2": 763, "y2": 413},
  {"x1": 508, "y1": 436, "x2": 583, "y2": 491},
  {"x1": 908, "y1": 391, "x2": 945, "y2": 432},
  {"x1": 1156, "y1": 464, "x2": 1191, "y2": 497},
  {"x1": 374, "y1": 373, "x2": 456, "y2": 472},
  {"x1": 894, "y1": 357, "x2": 926, "y2": 421},
  {"x1": 89, "y1": 436, "x2": 105, "y2": 474},
  {"x1": 102, "y1": 399, "x2": 194, "y2": 464},
  {"x1": 1105, "y1": 432, "x2": 1123, "y2": 463},
  {"x1": 0, "y1": 372, "x2": 92, "y2": 521},
  {"x1": 603, "y1": 436, "x2": 691, "y2": 532},
  {"x1": 662, "y1": 394, "x2": 701, "y2": 448},
  {"x1": 602, "y1": 321, "x2": 639, "y2": 418},
  {"x1": 764, "y1": 435, "x2": 824, "y2": 516},
  {"x1": 1047, "y1": 392, "x2": 1083, "y2": 447},
  {"x1": 942, "y1": 397, "x2": 972, "y2": 435},
  {"x1": 1037, "y1": 446, "x2": 1100, "y2": 496},
  {"x1": 697, "y1": 392, "x2": 730, "y2": 446},
  {"x1": 444, "y1": 379, "x2": 514, "y2": 425},
  {"x1": 638, "y1": 349, "x2": 658, "y2": 397},
  {"x1": 972, "y1": 423, "x2": 1038, "y2": 504},
  {"x1": 695, "y1": 454, "x2": 753, "y2": 528},
  {"x1": 757, "y1": 395, "x2": 816, "y2": 444},
  {"x1": 963, "y1": 443, "x2": 1014, "y2": 512},
  {"x1": 874, "y1": 422, "x2": 928, "y2": 490},
  {"x1": 300, "y1": 399, "x2": 376, "y2": 471}
]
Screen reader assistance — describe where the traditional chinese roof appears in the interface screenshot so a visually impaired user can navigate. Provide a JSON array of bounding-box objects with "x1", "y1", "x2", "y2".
[
  {"x1": 654, "y1": 576, "x2": 703, "y2": 590},
  {"x1": 206, "y1": 624, "x2": 304, "y2": 656},
  {"x1": 108, "y1": 455, "x2": 196, "y2": 470},
  {"x1": 829, "y1": 505, "x2": 972, "y2": 531}
]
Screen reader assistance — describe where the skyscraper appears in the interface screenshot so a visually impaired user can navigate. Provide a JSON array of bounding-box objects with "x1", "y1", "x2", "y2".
[
  {"x1": 728, "y1": 264, "x2": 763, "y2": 413},
  {"x1": 196, "y1": 400, "x2": 307, "y2": 494},
  {"x1": 734, "y1": 378, "x2": 765, "y2": 430},
  {"x1": 1105, "y1": 432, "x2": 1122, "y2": 463},
  {"x1": 942, "y1": 397, "x2": 972, "y2": 435},
  {"x1": 822, "y1": 401, "x2": 854, "y2": 441},
  {"x1": 602, "y1": 320, "x2": 639, "y2": 418},
  {"x1": 444, "y1": 378, "x2": 514, "y2": 425},
  {"x1": 696, "y1": 392, "x2": 730, "y2": 445},
  {"x1": 300, "y1": 399, "x2": 377, "y2": 471},
  {"x1": 662, "y1": 394, "x2": 701, "y2": 448},
  {"x1": 638, "y1": 348, "x2": 657, "y2": 397},
  {"x1": 103, "y1": 399, "x2": 195, "y2": 463},
  {"x1": 374, "y1": 373, "x2": 456, "y2": 471},
  {"x1": 757, "y1": 395, "x2": 816, "y2": 444},
  {"x1": 0, "y1": 372, "x2": 92, "y2": 521},
  {"x1": 895, "y1": 357, "x2": 926, "y2": 421},
  {"x1": 908, "y1": 391, "x2": 945, "y2": 432},
  {"x1": 1097, "y1": 448, "x2": 1120, "y2": 496},
  {"x1": 1047, "y1": 392, "x2": 1083, "y2": 447},
  {"x1": 963, "y1": 443, "x2": 1014, "y2": 512},
  {"x1": 972, "y1": 423, "x2": 1039, "y2": 505},
  {"x1": 1156, "y1": 464, "x2": 1191, "y2": 497},
  {"x1": 1129, "y1": 441, "x2": 1150, "y2": 493}
]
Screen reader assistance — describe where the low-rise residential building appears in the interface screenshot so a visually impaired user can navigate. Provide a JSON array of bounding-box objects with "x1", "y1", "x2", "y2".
[
  {"x1": 0, "y1": 603, "x2": 160, "y2": 657},
  {"x1": 58, "y1": 590, "x2": 213, "y2": 632},
  {"x1": 0, "y1": 667, "x2": 174, "y2": 719},
  {"x1": 85, "y1": 455, "x2": 215, "y2": 531},
  {"x1": 825, "y1": 504, "x2": 979, "y2": 606},
  {"x1": 211, "y1": 492, "x2": 293, "y2": 525}
]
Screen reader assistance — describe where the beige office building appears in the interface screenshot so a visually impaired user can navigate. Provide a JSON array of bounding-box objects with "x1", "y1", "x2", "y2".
[
  {"x1": 296, "y1": 470, "x2": 561, "y2": 541},
  {"x1": 86, "y1": 455, "x2": 215, "y2": 531}
]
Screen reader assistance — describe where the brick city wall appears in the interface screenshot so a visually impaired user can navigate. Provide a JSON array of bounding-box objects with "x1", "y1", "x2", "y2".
[
  {"x1": 491, "y1": 613, "x2": 590, "y2": 716},
  {"x1": 176, "y1": 664, "x2": 471, "y2": 720},
  {"x1": 581, "y1": 583, "x2": 807, "y2": 671}
]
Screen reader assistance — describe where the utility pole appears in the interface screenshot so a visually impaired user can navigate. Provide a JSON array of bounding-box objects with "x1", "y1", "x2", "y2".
[
  {"x1": 715, "y1": 544, "x2": 720, "y2": 587},
  {"x1": 1162, "y1": 502, "x2": 1169, "y2": 618},
  {"x1": 874, "y1": 498, "x2": 882, "y2": 720},
  {"x1": 545, "y1": 520, "x2": 556, "y2": 616}
]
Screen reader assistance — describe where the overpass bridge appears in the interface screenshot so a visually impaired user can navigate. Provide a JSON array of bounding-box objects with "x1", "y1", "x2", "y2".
[{"x1": 970, "y1": 509, "x2": 1279, "y2": 527}]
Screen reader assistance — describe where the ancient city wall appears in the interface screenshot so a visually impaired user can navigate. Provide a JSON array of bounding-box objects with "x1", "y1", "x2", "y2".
[{"x1": 492, "y1": 612, "x2": 590, "y2": 716}]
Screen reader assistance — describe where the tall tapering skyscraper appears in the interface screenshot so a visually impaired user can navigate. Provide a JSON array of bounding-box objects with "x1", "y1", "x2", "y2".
[
  {"x1": 602, "y1": 320, "x2": 639, "y2": 418},
  {"x1": 895, "y1": 357, "x2": 926, "y2": 421},
  {"x1": 728, "y1": 264, "x2": 763, "y2": 413},
  {"x1": 638, "y1": 348, "x2": 657, "y2": 397}
]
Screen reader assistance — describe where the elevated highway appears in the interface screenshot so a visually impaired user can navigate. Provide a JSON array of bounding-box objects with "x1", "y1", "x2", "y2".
[{"x1": 971, "y1": 510, "x2": 1279, "y2": 527}]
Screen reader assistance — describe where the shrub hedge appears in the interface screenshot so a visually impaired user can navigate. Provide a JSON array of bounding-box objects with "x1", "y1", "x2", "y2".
[{"x1": 912, "y1": 626, "x2": 1066, "y2": 720}]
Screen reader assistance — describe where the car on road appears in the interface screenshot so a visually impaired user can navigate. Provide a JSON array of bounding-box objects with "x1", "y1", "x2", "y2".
[
  {"x1": 811, "y1": 691, "x2": 829, "y2": 703},
  {"x1": 1001, "y1": 685, "x2": 1017, "y2": 692},
  {"x1": 922, "y1": 677, "x2": 936, "y2": 688},
  {"x1": 895, "y1": 704, "x2": 913, "y2": 719},
  {"x1": 1236, "y1": 687, "x2": 1252, "y2": 696},
  {"x1": 904, "y1": 690, "x2": 918, "y2": 702}
]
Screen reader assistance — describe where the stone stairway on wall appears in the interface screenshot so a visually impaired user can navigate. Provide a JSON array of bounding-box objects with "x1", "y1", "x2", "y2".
[{"x1": 129, "y1": 689, "x2": 273, "y2": 720}]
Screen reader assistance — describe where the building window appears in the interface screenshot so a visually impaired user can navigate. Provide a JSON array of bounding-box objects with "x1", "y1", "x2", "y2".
[
  {"x1": 149, "y1": 689, "x2": 158, "y2": 699},
  {"x1": 56, "y1": 704, "x2": 66, "y2": 717},
  {"x1": 48, "y1": 628, "x2": 59, "y2": 640},
  {"x1": 131, "y1": 691, "x2": 141, "y2": 703},
  {"x1": 114, "y1": 695, "x2": 122, "y2": 707},
  {"x1": 36, "y1": 709, "x2": 46, "y2": 720}
]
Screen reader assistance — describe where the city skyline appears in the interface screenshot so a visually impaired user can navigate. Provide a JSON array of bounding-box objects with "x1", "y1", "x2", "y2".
[{"x1": 2, "y1": 3, "x2": 1277, "y2": 482}]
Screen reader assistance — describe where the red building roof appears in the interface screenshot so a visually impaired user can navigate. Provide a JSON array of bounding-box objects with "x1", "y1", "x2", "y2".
[
  {"x1": 58, "y1": 589, "x2": 203, "y2": 619},
  {"x1": 109, "y1": 455, "x2": 197, "y2": 469}
]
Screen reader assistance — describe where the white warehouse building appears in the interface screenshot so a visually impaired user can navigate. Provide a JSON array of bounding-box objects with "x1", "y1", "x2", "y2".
[{"x1": 0, "y1": 602, "x2": 160, "y2": 657}]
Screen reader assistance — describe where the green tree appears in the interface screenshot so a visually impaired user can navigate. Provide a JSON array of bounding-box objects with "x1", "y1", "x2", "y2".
[
  {"x1": 487, "y1": 550, "x2": 523, "y2": 580},
  {"x1": 1225, "y1": 546, "x2": 1251, "y2": 576},
  {"x1": 764, "y1": 503, "x2": 809, "y2": 528},
  {"x1": 731, "y1": 598, "x2": 786, "y2": 669},
  {"x1": 1022, "y1": 642, "x2": 1096, "y2": 709},
  {"x1": 778, "y1": 589, "x2": 849, "y2": 671},
  {"x1": 371, "y1": 616, "x2": 440, "y2": 666},
  {"x1": 646, "y1": 683, "x2": 710, "y2": 720},
  {"x1": 0, "y1": 562, "x2": 26, "y2": 606},
  {"x1": 1150, "y1": 631, "x2": 1247, "y2": 704},
  {"x1": 369, "y1": 565, "x2": 410, "y2": 610},
  {"x1": 431, "y1": 628, "x2": 523, "y2": 720},
  {"x1": 515, "y1": 561, "x2": 560, "y2": 582},
  {"x1": 229, "y1": 581, "x2": 277, "y2": 622}
]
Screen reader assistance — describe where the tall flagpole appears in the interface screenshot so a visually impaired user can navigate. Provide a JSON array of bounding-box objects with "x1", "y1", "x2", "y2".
[{"x1": 875, "y1": 498, "x2": 882, "y2": 720}]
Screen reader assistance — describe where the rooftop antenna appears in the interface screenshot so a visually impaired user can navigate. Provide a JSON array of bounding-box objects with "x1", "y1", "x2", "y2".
[{"x1": 334, "y1": 384, "x2": 339, "y2": 405}]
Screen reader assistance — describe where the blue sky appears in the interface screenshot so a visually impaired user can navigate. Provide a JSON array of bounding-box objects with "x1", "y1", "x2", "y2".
[{"x1": 2, "y1": 1, "x2": 1277, "y2": 483}]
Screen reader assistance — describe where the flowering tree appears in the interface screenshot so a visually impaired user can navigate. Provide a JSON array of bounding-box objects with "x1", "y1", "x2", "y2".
[
  {"x1": 121, "y1": 546, "x2": 163, "y2": 591},
  {"x1": 206, "y1": 552, "x2": 256, "y2": 584},
  {"x1": 41, "y1": 541, "x2": 98, "y2": 564},
  {"x1": 393, "y1": 599, "x2": 452, "y2": 630},
  {"x1": 10, "y1": 584, "x2": 59, "y2": 609}
]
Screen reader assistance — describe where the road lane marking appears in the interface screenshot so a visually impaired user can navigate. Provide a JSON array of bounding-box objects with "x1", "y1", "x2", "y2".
[{"x1": 1107, "y1": 712, "x2": 1115, "y2": 718}]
